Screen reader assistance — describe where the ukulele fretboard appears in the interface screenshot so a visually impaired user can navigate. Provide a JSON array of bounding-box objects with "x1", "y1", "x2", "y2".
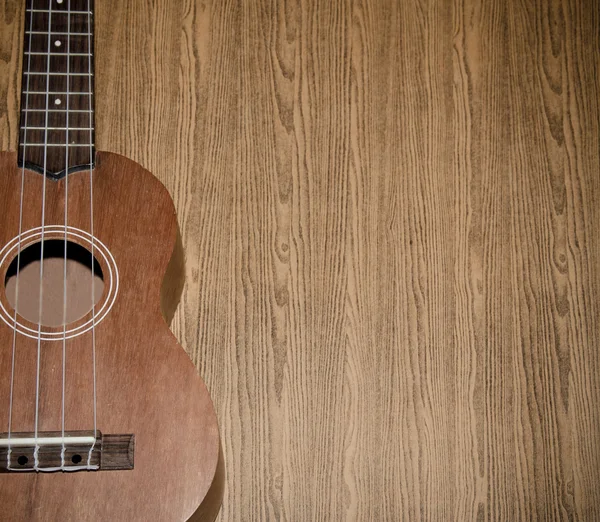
[{"x1": 19, "y1": 0, "x2": 95, "y2": 179}]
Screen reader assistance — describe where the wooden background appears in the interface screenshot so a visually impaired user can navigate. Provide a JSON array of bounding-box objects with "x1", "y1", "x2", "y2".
[{"x1": 1, "y1": 0, "x2": 599, "y2": 519}]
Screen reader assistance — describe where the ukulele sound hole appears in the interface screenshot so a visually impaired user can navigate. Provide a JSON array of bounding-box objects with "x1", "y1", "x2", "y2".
[{"x1": 4, "y1": 239, "x2": 104, "y2": 327}]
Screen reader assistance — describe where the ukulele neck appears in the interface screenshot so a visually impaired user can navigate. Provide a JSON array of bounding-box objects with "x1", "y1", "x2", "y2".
[{"x1": 18, "y1": 0, "x2": 95, "y2": 180}]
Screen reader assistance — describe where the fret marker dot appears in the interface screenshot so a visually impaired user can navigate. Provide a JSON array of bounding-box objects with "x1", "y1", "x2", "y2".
[
  {"x1": 55, "y1": 40, "x2": 62, "y2": 47},
  {"x1": 55, "y1": 98, "x2": 61, "y2": 106},
  {"x1": 57, "y1": 0, "x2": 64, "y2": 3}
]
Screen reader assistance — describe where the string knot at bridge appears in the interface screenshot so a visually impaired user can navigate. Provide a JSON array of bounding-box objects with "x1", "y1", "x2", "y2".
[{"x1": 0, "y1": 431, "x2": 134, "y2": 472}]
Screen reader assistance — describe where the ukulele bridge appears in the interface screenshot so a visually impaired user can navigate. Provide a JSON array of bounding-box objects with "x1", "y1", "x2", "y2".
[{"x1": 0, "y1": 431, "x2": 134, "y2": 473}]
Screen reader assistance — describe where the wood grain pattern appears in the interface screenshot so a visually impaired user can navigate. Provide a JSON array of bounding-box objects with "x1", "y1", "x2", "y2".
[{"x1": 1, "y1": 0, "x2": 599, "y2": 519}]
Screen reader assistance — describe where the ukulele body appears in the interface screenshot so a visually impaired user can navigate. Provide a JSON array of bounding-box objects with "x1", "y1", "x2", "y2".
[{"x1": 0, "y1": 151, "x2": 223, "y2": 521}]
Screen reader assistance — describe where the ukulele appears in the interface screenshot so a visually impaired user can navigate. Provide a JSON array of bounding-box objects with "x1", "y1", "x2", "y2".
[{"x1": 0, "y1": 1, "x2": 223, "y2": 520}]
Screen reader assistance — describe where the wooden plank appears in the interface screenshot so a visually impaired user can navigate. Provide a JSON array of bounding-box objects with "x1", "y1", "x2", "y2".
[{"x1": 0, "y1": 0, "x2": 598, "y2": 519}]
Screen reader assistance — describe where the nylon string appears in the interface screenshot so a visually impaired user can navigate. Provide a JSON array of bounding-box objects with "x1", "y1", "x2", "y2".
[
  {"x1": 86, "y1": 0, "x2": 97, "y2": 468},
  {"x1": 60, "y1": 0, "x2": 72, "y2": 470},
  {"x1": 7, "y1": 0, "x2": 36, "y2": 471},
  {"x1": 32, "y1": 0, "x2": 55, "y2": 470}
]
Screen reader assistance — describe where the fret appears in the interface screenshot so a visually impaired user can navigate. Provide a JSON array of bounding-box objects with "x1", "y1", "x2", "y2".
[
  {"x1": 26, "y1": 10, "x2": 92, "y2": 14},
  {"x1": 19, "y1": 128, "x2": 94, "y2": 140},
  {"x1": 25, "y1": 0, "x2": 94, "y2": 11},
  {"x1": 22, "y1": 91, "x2": 93, "y2": 96},
  {"x1": 20, "y1": 127, "x2": 93, "y2": 135},
  {"x1": 21, "y1": 127, "x2": 93, "y2": 130},
  {"x1": 23, "y1": 109, "x2": 94, "y2": 112},
  {"x1": 24, "y1": 72, "x2": 93, "y2": 76},
  {"x1": 23, "y1": 91, "x2": 93, "y2": 95},
  {"x1": 19, "y1": 142, "x2": 94, "y2": 149},
  {"x1": 19, "y1": 0, "x2": 96, "y2": 178},
  {"x1": 26, "y1": 31, "x2": 92, "y2": 35},
  {"x1": 26, "y1": 52, "x2": 92, "y2": 57}
]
